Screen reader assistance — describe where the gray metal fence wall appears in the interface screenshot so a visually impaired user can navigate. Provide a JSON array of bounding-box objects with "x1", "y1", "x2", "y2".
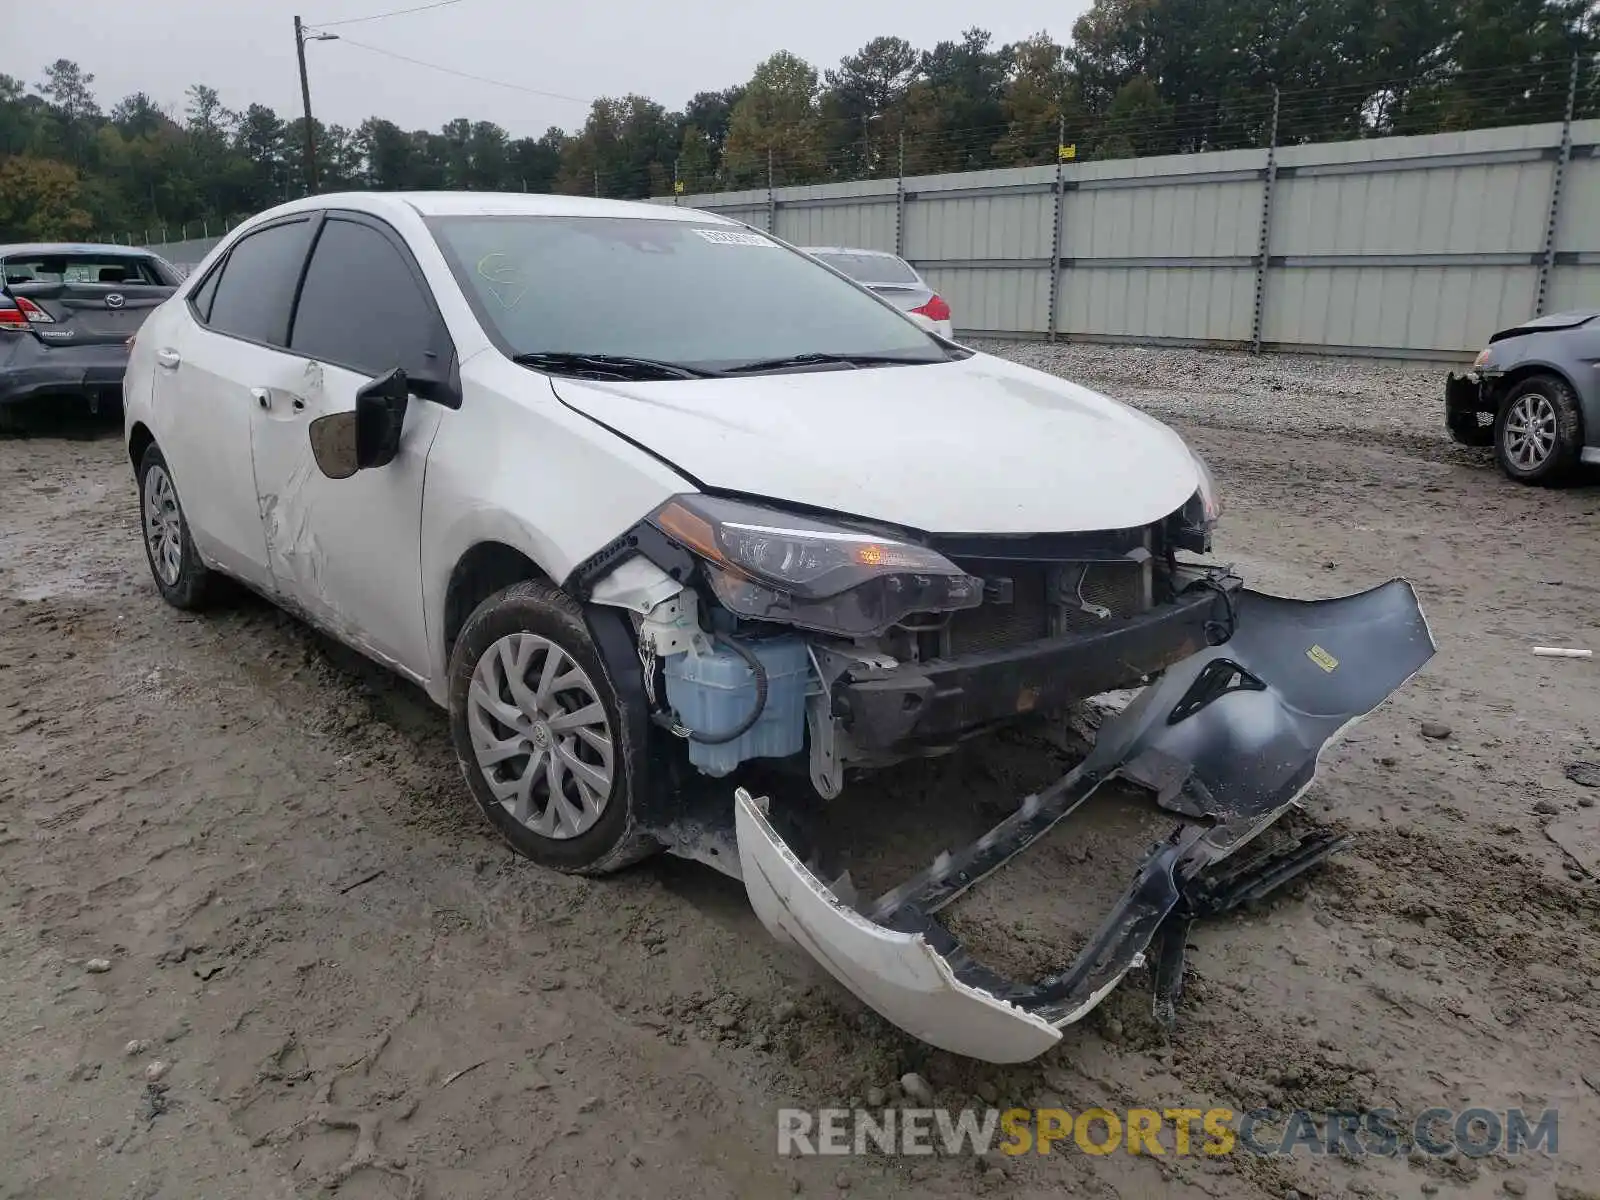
[
  {"x1": 143, "y1": 117, "x2": 1600, "y2": 360},
  {"x1": 658, "y1": 118, "x2": 1600, "y2": 359}
]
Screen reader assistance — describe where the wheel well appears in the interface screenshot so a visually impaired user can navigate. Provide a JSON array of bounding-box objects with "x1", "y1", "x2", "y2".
[
  {"x1": 1494, "y1": 364, "x2": 1578, "y2": 407},
  {"x1": 128, "y1": 421, "x2": 155, "y2": 470},
  {"x1": 443, "y1": 542, "x2": 549, "y2": 663},
  {"x1": 1492, "y1": 364, "x2": 1586, "y2": 439}
]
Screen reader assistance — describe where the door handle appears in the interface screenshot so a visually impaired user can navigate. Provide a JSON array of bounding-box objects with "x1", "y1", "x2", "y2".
[
  {"x1": 252, "y1": 387, "x2": 270, "y2": 411},
  {"x1": 156, "y1": 348, "x2": 181, "y2": 370}
]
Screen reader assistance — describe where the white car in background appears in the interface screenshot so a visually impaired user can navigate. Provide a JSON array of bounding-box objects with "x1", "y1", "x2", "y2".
[
  {"x1": 121, "y1": 192, "x2": 1432, "y2": 1064},
  {"x1": 802, "y1": 246, "x2": 954, "y2": 338}
]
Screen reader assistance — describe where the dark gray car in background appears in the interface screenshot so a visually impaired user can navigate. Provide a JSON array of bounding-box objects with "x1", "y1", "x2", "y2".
[
  {"x1": 1446, "y1": 309, "x2": 1600, "y2": 485},
  {"x1": 0, "y1": 243, "x2": 182, "y2": 426}
]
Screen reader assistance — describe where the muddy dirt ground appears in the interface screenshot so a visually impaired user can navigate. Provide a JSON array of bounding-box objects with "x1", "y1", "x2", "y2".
[{"x1": 3, "y1": 346, "x2": 1599, "y2": 1200}]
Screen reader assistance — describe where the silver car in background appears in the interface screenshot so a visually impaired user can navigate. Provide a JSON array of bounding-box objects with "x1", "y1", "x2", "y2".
[
  {"x1": 1445, "y1": 308, "x2": 1600, "y2": 485},
  {"x1": 803, "y1": 246, "x2": 954, "y2": 339}
]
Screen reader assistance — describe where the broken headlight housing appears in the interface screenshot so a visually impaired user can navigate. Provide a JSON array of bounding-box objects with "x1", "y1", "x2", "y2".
[
  {"x1": 648, "y1": 494, "x2": 982, "y2": 636},
  {"x1": 1174, "y1": 450, "x2": 1223, "y2": 554}
]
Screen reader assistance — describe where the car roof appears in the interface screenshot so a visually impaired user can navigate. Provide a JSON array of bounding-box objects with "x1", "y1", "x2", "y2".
[
  {"x1": 241, "y1": 191, "x2": 743, "y2": 226},
  {"x1": 0, "y1": 243, "x2": 160, "y2": 258}
]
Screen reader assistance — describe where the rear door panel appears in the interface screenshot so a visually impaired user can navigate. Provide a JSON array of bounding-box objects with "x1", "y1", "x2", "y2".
[
  {"x1": 155, "y1": 325, "x2": 281, "y2": 591},
  {"x1": 148, "y1": 218, "x2": 318, "y2": 593}
]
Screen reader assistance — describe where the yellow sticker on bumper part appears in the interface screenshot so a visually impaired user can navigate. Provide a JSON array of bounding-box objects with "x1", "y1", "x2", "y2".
[{"x1": 1307, "y1": 645, "x2": 1339, "y2": 673}]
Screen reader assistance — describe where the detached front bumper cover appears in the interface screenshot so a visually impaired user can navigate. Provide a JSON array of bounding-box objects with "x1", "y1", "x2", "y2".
[{"x1": 736, "y1": 579, "x2": 1436, "y2": 1063}]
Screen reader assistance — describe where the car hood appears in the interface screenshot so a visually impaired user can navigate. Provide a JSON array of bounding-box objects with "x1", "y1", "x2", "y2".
[
  {"x1": 549, "y1": 353, "x2": 1201, "y2": 534},
  {"x1": 1490, "y1": 309, "x2": 1600, "y2": 342}
]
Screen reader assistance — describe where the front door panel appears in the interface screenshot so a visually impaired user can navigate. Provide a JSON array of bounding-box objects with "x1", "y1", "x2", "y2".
[{"x1": 249, "y1": 356, "x2": 442, "y2": 680}]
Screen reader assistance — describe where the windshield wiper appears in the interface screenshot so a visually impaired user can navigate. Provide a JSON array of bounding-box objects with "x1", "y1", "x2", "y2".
[
  {"x1": 721, "y1": 351, "x2": 940, "y2": 375},
  {"x1": 512, "y1": 351, "x2": 715, "y2": 380}
]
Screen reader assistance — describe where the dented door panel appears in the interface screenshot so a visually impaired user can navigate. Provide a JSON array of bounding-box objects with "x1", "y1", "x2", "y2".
[
  {"x1": 154, "y1": 324, "x2": 279, "y2": 592},
  {"x1": 249, "y1": 356, "x2": 442, "y2": 680}
]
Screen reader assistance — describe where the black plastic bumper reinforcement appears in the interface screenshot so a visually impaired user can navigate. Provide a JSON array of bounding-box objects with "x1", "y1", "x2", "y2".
[
  {"x1": 845, "y1": 580, "x2": 1435, "y2": 1034},
  {"x1": 1444, "y1": 370, "x2": 1500, "y2": 445},
  {"x1": 835, "y1": 575, "x2": 1242, "y2": 751}
]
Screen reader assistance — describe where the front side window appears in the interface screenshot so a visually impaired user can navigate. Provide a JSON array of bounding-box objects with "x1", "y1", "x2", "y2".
[
  {"x1": 428, "y1": 215, "x2": 947, "y2": 373},
  {"x1": 204, "y1": 218, "x2": 316, "y2": 347},
  {"x1": 290, "y1": 217, "x2": 442, "y2": 377}
]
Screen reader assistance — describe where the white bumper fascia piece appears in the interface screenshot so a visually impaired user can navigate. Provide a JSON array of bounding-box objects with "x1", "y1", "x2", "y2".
[{"x1": 735, "y1": 788, "x2": 1063, "y2": 1063}]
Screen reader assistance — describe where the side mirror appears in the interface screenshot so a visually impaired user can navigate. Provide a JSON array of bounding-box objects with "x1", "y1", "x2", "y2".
[
  {"x1": 354, "y1": 367, "x2": 409, "y2": 469},
  {"x1": 307, "y1": 367, "x2": 409, "y2": 480}
]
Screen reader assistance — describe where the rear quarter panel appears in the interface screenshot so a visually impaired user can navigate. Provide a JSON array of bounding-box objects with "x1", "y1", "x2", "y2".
[{"x1": 122, "y1": 303, "x2": 175, "y2": 451}]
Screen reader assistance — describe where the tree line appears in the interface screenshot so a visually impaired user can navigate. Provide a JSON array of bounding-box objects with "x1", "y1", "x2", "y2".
[{"x1": 0, "y1": 0, "x2": 1594, "y2": 243}]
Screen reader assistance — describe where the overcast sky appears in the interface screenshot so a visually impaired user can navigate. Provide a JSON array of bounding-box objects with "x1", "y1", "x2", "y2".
[{"x1": 3, "y1": 0, "x2": 1092, "y2": 138}]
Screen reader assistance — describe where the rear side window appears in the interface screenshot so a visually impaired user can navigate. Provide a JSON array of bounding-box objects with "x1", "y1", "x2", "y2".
[
  {"x1": 205, "y1": 218, "x2": 316, "y2": 347},
  {"x1": 188, "y1": 266, "x2": 223, "y2": 323},
  {"x1": 289, "y1": 217, "x2": 443, "y2": 377}
]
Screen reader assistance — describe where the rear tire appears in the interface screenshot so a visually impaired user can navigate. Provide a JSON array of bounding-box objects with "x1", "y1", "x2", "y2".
[
  {"x1": 447, "y1": 579, "x2": 659, "y2": 875},
  {"x1": 1494, "y1": 374, "x2": 1583, "y2": 486},
  {"x1": 138, "y1": 444, "x2": 217, "y2": 610}
]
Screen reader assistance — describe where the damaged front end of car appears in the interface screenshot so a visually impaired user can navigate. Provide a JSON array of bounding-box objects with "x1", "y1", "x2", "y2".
[
  {"x1": 571, "y1": 480, "x2": 1435, "y2": 1063},
  {"x1": 737, "y1": 580, "x2": 1433, "y2": 1061}
]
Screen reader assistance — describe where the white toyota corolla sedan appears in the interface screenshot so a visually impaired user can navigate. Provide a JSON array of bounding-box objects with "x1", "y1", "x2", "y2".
[{"x1": 123, "y1": 192, "x2": 1433, "y2": 1063}]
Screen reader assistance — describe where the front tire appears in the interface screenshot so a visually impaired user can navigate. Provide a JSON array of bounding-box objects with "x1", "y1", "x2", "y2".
[
  {"x1": 1494, "y1": 374, "x2": 1583, "y2": 486},
  {"x1": 448, "y1": 579, "x2": 658, "y2": 875},
  {"x1": 138, "y1": 444, "x2": 216, "y2": 609}
]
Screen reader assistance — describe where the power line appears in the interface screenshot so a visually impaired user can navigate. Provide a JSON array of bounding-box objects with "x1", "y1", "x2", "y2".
[
  {"x1": 324, "y1": 33, "x2": 592, "y2": 105},
  {"x1": 309, "y1": 0, "x2": 466, "y2": 28}
]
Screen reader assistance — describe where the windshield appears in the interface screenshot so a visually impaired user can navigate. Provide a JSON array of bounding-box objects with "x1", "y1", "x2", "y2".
[
  {"x1": 810, "y1": 250, "x2": 920, "y2": 285},
  {"x1": 428, "y1": 215, "x2": 948, "y2": 372}
]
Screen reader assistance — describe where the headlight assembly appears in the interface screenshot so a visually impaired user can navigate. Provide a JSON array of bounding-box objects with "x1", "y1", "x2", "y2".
[
  {"x1": 1175, "y1": 450, "x2": 1223, "y2": 553},
  {"x1": 647, "y1": 494, "x2": 982, "y2": 636}
]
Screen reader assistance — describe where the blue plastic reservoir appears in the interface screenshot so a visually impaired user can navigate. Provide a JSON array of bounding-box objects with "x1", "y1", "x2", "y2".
[{"x1": 663, "y1": 636, "x2": 810, "y2": 777}]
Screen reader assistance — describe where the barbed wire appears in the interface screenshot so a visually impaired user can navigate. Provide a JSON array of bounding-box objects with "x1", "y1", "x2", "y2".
[{"x1": 99, "y1": 55, "x2": 1596, "y2": 245}]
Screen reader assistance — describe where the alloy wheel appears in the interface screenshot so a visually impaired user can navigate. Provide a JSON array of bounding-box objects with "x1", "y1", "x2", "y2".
[
  {"x1": 466, "y1": 632, "x2": 614, "y2": 840},
  {"x1": 1503, "y1": 393, "x2": 1558, "y2": 472},
  {"x1": 143, "y1": 464, "x2": 184, "y2": 586}
]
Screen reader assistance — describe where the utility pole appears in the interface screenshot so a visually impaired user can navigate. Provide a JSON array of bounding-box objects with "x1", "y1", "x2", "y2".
[{"x1": 293, "y1": 17, "x2": 338, "y2": 194}]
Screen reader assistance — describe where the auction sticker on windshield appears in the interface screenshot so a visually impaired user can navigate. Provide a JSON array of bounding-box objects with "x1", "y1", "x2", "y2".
[{"x1": 694, "y1": 229, "x2": 776, "y2": 247}]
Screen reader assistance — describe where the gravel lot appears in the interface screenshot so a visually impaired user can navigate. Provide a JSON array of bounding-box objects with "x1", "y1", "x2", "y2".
[{"x1": 4, "y1": 343, "x2": 1600, "y2": 1200}]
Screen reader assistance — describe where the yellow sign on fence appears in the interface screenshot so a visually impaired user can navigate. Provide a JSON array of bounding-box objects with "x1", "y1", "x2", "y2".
[{"x1": 1058, "y1": 143, "x2": 1077, "y2": 161}]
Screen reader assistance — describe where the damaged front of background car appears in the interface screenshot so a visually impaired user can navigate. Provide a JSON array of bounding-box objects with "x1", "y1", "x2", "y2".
[{"x1": 567, "y1": 466, "x2": 1435, "y2": 1064}]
